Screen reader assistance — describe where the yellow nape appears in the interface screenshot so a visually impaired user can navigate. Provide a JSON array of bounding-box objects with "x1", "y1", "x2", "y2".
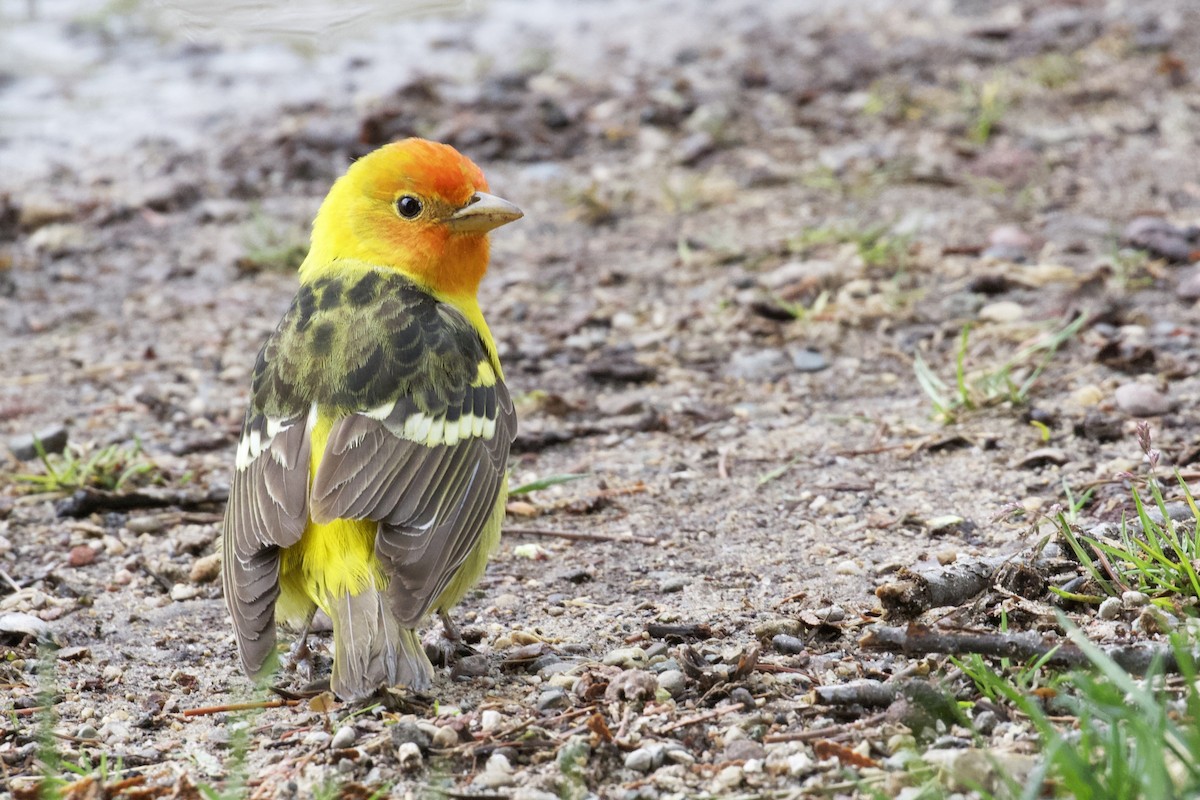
[{"x1": 277, "y1": 409, "x2": 382, "y2": 626}]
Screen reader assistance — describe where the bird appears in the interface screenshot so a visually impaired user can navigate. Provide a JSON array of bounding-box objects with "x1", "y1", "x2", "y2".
[{"x1": 222, "y1": 138, "x2": 522, "y2": 700}]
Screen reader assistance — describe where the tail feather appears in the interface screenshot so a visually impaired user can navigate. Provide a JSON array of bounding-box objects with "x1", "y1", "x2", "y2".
[{"x1": 329, "y1": 586, "x2": 433, "y2": 701}]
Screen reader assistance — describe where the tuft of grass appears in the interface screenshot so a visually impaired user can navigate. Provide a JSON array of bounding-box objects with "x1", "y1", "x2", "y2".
[
  {"x1": 962, "y1": 77, "x2": 1009, "y2": 144},
  {"x1": 236, "y1": 207, "x2": 309, "y2": 274},
  {"x1": 771, "y1": 289, "x2": 830, "y2": 322},
  {"x1": 968, "y1": 621, "x2": 1200, "y2": 799},
  {"x1": 1057, "y1": 473, "x2": 1200, "y2": 606},
  {"x1": 509, "y1": 474, "x2": 589, "y2": 496},
  {"x1": 14, "y1": 438, "x2": 159, "y2": 494},
  {"x1": 1026, "y1": 52, "x2": 1082, "y2": 90},
  {"x1": 914, "y1": 314, "x2": 1087, "y2": 422},
  {"x1": 787, "y1": 223, "x2": 913, "y2": 271}
]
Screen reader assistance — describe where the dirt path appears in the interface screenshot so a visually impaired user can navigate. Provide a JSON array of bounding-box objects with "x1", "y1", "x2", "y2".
[{"x1": 3, "y1": 0, "x2": 1200, "y2": 796}]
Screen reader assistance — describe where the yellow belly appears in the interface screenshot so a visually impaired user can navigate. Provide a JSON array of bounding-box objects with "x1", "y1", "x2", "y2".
[
  {"x1": 277, "y1": 410, "x2": 381, "y2": 627},
  {"x1": 273, "y1": 407, "x2": 506, "y2": 628}
]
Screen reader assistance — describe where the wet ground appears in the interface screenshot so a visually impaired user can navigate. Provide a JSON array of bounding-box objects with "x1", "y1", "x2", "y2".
[{"x1": 3, "y1": 0, "x2": 1200, "y2": 796}]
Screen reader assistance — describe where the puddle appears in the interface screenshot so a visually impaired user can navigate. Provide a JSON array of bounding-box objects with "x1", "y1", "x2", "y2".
[{"x1": 0, "y1": 0, "x2": 851, "y2": 185}]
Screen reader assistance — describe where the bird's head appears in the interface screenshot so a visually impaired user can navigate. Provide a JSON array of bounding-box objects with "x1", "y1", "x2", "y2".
[{"x1": 303, "y1": 138, "x2": 522, "y2": 298}]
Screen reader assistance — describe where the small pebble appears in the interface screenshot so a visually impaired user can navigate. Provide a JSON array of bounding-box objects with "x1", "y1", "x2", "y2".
[
  {"x1": 390, "y1": 720, "x2": 430, "y2": 749},
  {"x1": 511, "y1": 789, "x2": 559, "y2": 800},
  {"x1": 928, "y1": 515, "x2": 966, "y2": 534},
  {"x1": 7, "y1": 425, "x2": 69, "y2": 461},
  {"x1": 1176, "y1": 267, "x2": 1200, "y2": 301},
  {"x1": 170, "y1": 583, "x2": 199, "y2": 602},
  {"x1": 713, "y1": 764, "x2": 744, "y2": 791},
  {"x1": 605, "y1": 669, "x2": 658, "y2": 704},
  {"x1": 76, "y1": 724, "x2": 98, "y2": 740},
  {"x1": 657, "y1": 669, "x2": 686, "y2": 698},
  {"x1": 1114, "y1": 383, "x2": 1171, "y2": 417},
  {"x1": 432, "y1": 725, "x2": 459, "y2": 749},
  {"x1": 978, "y1": 300, "x2": 1025, "y2": 323},
  {"x1": 1122, "y1": 215, "x2": 1195, "y2": 263},
  {"x1": 478, "y1": 753, "x2": 516, "y2": 788},
  {"x1": 452, "y1": 654, "x2": 489, "y2": 680},
  {"x1": 331, "y1": 725, "x2": 356, "y2": 749},
  {"x1": 126, "y1": 516, "x2": 167, "y2": 535},
  {"x1": 624, "y1": 745, "x2": 664, "y2": 773},
  {"x1": 788, "y1": 751, "x2": 815, "y2": 775},
  {"x1": 67, "y1": 545, "x2": 96, "y2": 568},
  {"x1": 834, "y1": 560, "x2": 860, "y2": 575},
  {"x1": 1098, "y1": 597, "x2": 1123, "y2": 620},
  {"x1": 189, "y1": 553, "x2": 222, "y2": 583},
  {"x1": 603, "y1": 647, "x2": 646, "y2": 668},
  {"x1": 729, "y1": 687, "x2": 756, "y2": 711},
  {"x1": 396, "y1": 741, "x2": 422, "y2": 771},
  {"x1": 988, "y1": 224, "x2": 1035, "y2": 253},
  {"x1": 772, "y1": 634, "x2": 805, "y2": 654},
  {"x1": 303, "y1": 730, "x2": 331, "y2": 747},
  {"x1": 724, "y1": 738, "x2": 765, "y2": 762},
  {"x1": 537, "y1": 689, "x2": 569, "y2": 711},
  {"x1": 724, "y1": 349, "x2": 790, "y2": 382},
  {"x1": 1122, "y1": 591, "x2": 1150, "y2": 609},
  {"x1": 788, "y1": 347, "x2": 829, "y2": 373},
  {"x1": 660, "y1": 576, "x2": 689, "y2": 593},
  {"x1": 972, "y1": 710, "x2": 998, "y2": 735},
  {"x1": 480, "y1": 709, "x2": 502, "y2": 732},
  {"x1": 812, "y1": 604, "x2": 846, "y2": 623}
]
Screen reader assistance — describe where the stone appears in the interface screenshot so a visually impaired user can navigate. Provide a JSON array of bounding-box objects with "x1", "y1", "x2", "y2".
[
  {"x1": 537, "y1": 689, "x2": 569, "y2": 711},
  {"x1": 605, "y1": 669, "x2": 658, "y2": 703},
  {"x1": 1098, "y1": 597, "x2": 1122, "y2": 620},
  {"x1": 788, "y1": 347, "x2": 829, "y2": 372},
  {"x1": 1177, "y1": 267, "x2": 1200, "y2": 301},
  {"x1": 724, "y1": 349, "x2": 791, "y2": 382},
  {"x1": 8, "y1": 425, "x2": 68, "y2": 461},
  {"x1": 657, "y1": 669, "x2": 686, "y2": 697},
  {"x1": 189, "y1": 553, "x2": 222, "y2": 583},
  {"x1": 724, "y1": 738, "x2": 765, "y2": 762},
  {"x1": 660, "y1": 575, "x2": 689, "y2": 593},
  {"x1": 1122, "y1": 591, "x2": 1150, "y2": 609},
  {"x1": 478, "y1": 753, "x2": 516, "y2": 787},
  {"x1": 1122, "y1": 216, "x2": 1196, "y2": 263},
  {"x1": 602, "y1": 647, "x2": 647, "y2": 668},
  {"x1": 978, "y1": 300, "x2": 1025, "y2": 323},
  {"x1": 624, "y1": 745, "x2": 665, "y2": 772},
  {"x1": 331, "y1": 726, "x2": 357, "y2": 749},
  {"x1": 772, "y1": 634, "x2": 805, "y2": 654},
  {"x1": 396, "y1": 741, "x2": 422, "y2": 771},
  {"x1": 1114, "y1": 383, "x2": 1171, "y2": 417},
  {"x1": 390, "y1": 719, "x2": 431, "y2": 750},
  {"x1": 712, "y1": 765, "x2": 744, "y2": 791},
  {"x1": 432, "y1": 725, "x2": 459, "y2": 749}
]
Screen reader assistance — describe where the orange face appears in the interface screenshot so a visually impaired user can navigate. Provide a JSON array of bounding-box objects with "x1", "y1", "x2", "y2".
[{"x1": 309, "y1": 138, "x2": 520, "y2": 298}]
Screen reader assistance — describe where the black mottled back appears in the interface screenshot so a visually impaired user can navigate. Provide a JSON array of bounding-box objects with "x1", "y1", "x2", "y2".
[{"x1": 246, "y1": 270, "x2": 491, "y2": 427}]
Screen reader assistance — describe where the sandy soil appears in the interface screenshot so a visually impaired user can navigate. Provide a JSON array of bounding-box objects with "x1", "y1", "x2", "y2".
[{"x1": 3, "y1": 0, "x2": 1200, "y2": 796}]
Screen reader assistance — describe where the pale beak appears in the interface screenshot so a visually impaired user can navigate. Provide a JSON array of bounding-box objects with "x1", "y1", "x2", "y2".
[{"x1": 448, "y1": 192, "x2": 523, "y2": 233}]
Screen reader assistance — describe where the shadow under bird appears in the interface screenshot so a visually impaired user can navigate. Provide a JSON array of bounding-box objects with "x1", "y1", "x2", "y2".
[{"x1": 222, "y1": 138, "x2": 522, "y2": 700}]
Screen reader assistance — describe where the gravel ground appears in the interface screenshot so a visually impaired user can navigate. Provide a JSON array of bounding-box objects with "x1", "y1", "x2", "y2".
[{"x1": 3, "y1": 0, "x2": 1200, "y2": 797}]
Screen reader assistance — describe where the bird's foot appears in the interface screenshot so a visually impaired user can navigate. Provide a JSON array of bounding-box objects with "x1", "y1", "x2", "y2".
[
  {"x1": 282, "y1": 630, "x2": 315, "y2": 683},
  {"x1": 423, "y1": 610, "x2": 475, "y2": 667}
]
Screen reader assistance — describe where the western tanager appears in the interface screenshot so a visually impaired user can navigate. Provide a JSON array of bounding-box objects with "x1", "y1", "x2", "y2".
[{"x1": 222, "y1": 138, "x2": 521, "y2": 700}]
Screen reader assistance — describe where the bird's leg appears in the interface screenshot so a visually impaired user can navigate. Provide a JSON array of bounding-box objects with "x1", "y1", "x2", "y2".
[
  {"x1": 423, "y1": 608, "x2": 472, "y2": 667},
  {"x1": 282, "y1": 614, "x2": 315, "y2": 683},
  {"x1": 438, "y1": 608, "x2": 462, "y2": 642}
]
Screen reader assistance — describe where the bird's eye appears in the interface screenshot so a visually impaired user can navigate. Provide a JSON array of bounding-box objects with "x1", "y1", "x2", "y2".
[{"x1": 396, "y1": 195, "x2": 423, "y2": 219}]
